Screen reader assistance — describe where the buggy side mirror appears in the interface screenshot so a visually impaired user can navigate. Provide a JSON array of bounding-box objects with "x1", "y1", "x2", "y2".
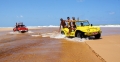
[
  {"x1": 81, "y1": 23, "x2": 83, "y2": 26},
  {"x1": 91, "y1": 24, "x2": 93, "y2": 26}
]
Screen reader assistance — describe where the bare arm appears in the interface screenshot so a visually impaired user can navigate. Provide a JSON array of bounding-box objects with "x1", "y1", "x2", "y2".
[{"x1": 64, "y1": 20, "x2": 67, "y2": 22}]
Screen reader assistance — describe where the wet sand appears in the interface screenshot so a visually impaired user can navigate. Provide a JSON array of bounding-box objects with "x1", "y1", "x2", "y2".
[
  {"x1": 0, "y1": 27, "x2": 41, "y2": 32},
  {"x1": 0, "y1": 27, "x2": 120, "y2": 62}
]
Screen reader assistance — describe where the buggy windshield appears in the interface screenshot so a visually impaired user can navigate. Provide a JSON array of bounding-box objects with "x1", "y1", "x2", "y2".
[
  {"x1": 76, "y1": 20, "x2": 90, "y2": 26},
  {"x1": 17, "y1": 22, "x2": 23, "y2": 25},
  {"x1": 17, "y1": 25, "x2": 26, "y2": 27}
]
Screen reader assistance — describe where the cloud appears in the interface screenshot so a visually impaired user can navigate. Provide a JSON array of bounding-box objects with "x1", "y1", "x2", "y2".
[
  {"x1": 77, "y1": 0, "x2": 84, "y2": 2},
  {"x1": 20, "y1": 15, "x2": 23, "y2": 18},
  {"x1": 109, "y1": 12, "x2": 115, "y2": 15},
  {"x1": 17, "y1": 15, "x2": 23, "y2": 18}
]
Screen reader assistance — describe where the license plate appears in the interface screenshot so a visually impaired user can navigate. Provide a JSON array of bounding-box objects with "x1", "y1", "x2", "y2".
[{"x1": 93, "y1": 32, "x2": 98, "y2": 35}]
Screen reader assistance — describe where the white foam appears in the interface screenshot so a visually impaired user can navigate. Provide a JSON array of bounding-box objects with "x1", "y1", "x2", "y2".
[
  {"x1": 99, "y1": 25, "x2": 120, "y2": 27},
  {"x1": 65, "y1": 37, "x2": 87, "y2": 42},
  {"x1": 37, "y1": 25, "x2": 120, "y2": 28},
  {"x1": 36, "y1": 25, "x2": 120, "y2": 28},
  {"x1": 8, "y1": 31, "x2": 21, "y2": 34},
  {"x1": 40, "y1": 32, "x2": 87, "y2": 42},
  {"x1": 1, "y1": 24, "x2": 120, "y2": 28},
  {"x1": 27, "y1": 31, "x2": 34, "y2": 33},
  {"x1": 38, "y1": 25, "x2": 59, "y2": 28},
  {"x1": 50, "y1": 34, "x2": 66, "y2": 39},
  {"x1": 31, "y1": 35, "x2": 41, "y2": 37},
  {"x1": 8, "y1": 31, "x2": 34, "y2": 34},
  {"x1": 41, "y1": 33, "x2": 53, "y2": 37},
  {"x1": 40, "y1": 31, "x2": 65, "y2": 38}
]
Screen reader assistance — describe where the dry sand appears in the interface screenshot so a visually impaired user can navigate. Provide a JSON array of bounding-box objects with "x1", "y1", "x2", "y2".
[
  {"x1": 60, "y1": 40, "x2": 104, "y2": 62},
  {"x1": 0, "y1": 28, "x2": 13, "y2": 31},
  {"x1": 86, "y1": 35, "x2": 120, "y2": 62}
]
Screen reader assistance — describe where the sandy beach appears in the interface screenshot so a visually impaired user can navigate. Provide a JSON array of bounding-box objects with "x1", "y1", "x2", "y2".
[
  {"x1": 0, "y1": 0, "x2": 120, "y2": 62},
  {"x1": 0, "y1": 28, "x2": 13, "y2": 31},
  {"x1": 0, "y1": 27, "x2": 41, "y2": 32},
  {"x1": 86, "y1": 35, "x2": 120, "y2": 62},
  {"x1": 0, "y1": 27, "x2": 120, "y2": 62}
]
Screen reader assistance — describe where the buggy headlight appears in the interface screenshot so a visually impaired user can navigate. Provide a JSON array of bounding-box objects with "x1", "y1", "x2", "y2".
[{"x1": 87, "y1": 29, "x2": 90, "y2": 32}]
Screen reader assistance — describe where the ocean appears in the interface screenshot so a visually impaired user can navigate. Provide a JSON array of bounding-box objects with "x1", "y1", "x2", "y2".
[{"x1": 0, "y1": 24, "x2": 120, "y2": 28}]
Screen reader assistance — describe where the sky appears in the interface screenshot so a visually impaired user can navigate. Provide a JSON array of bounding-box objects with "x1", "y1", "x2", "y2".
[{"x1": 0, "y1": 0, "x2": 120, "y2": 27}]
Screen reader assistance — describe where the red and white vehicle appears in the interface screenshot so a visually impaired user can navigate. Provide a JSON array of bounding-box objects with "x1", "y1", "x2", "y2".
[{"x1": 13, "y1": 22, "x2": 28, "y2": 33}]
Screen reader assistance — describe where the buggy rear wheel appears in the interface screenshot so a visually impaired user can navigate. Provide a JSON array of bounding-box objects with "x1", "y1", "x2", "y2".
[{"x1": 61, "y1": 31, "x2": 65, "y2": 35}]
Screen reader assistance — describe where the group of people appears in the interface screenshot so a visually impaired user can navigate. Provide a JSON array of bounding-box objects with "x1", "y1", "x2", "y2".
[
  {"x1": 15, "y1": 22, "x2": 23, "y2": 28},
  {"x1": 59, "y1": 17, "x2": 77, "y2": 34}
]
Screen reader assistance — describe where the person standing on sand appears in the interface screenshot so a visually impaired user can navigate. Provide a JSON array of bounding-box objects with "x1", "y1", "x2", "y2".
[
  {"x1": 59, "y1": 18, "x2": 66, "y2": 32},
  {"x1": 15, "y1": 22, "x2": 19, "y2": 31}
]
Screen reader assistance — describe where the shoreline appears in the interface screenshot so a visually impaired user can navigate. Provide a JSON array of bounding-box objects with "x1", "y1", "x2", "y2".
[{"x1": 0, "y1": 27, "x2": 41, "y2": 32}]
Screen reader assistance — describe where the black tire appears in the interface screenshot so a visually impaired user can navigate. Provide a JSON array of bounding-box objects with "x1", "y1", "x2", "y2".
[
  {"x1": 21, "y1": 31, "x2": 25, "y2": 33},
  {"x1": 76, "y1": 32, "x2": 82, "y2": 39},
  {"x1": 26, "y1": 30, "x2": 28, "y2": 32},
  {"x1": 18, "y1": 31, "x2": 21, "y2": 33},
  {"x1": 94, "y1": 33, "x2": 101, "y2": 39},
  {"x1": 19, "y1": 31, "x2": 25, "y2": 33},
  {"x1": 76, "y1": 32, "x2": 86, "y2": 39},
  {"x1": 61, "y1": 31, "x2": 65, "y2": 35}
]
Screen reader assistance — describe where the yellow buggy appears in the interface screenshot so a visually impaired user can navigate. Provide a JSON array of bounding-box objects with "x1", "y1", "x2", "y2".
[{"x1": 61, "y1": 20, "x2": 102, "y2": 39}]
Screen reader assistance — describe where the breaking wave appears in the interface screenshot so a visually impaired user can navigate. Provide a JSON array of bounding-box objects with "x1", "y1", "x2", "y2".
[
  {"x1": 28, "y1": 24, "x2": 120, "y2": 28},
  {"x1": 99, "y1": 25, "x2": 120, "y2": 27},
  {"x1": 0, "y1": 24, "x2": 120, "y2": 28}
]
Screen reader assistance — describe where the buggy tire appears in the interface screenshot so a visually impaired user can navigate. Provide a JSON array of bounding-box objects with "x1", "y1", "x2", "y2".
[
  {"x1": 94, "y1": 33, "x2": 101, "y2": 39},
  {"x1": 76, "y1": 32, "x2": 83, "y2": 39},
  {"x1": 61, "y1": 31, "x2": 65, "y2": 35}
]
